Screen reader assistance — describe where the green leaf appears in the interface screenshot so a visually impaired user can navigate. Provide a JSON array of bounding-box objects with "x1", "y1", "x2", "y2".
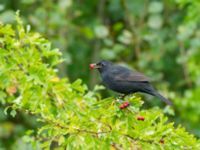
[
  {"x1": 94, "y1": 25, "x2": 109, "y2": 38},
  {"x1": 148, "y1": 1, "x2": 163, "y2": 13},
  {"x1": 10, "y1": 109, "x2": 17, "y2": 117},
  {"x1": 148, "y1": 14, "x2": 163, "y2": 29}
]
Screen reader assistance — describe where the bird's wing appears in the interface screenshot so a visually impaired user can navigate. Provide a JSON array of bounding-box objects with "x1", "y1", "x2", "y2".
[{"x1": 111, "y1": 65, "x2": 150, "y2": 82}]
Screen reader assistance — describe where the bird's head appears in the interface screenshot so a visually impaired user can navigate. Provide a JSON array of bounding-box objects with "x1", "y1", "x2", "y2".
[{"x1": 90, "y1": 60, "x2": 112, "y2": 73}]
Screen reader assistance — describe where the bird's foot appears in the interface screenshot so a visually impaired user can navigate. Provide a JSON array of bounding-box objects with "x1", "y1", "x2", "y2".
[
  {"x1": 116, "y1": 99, "x2": 124, "y2": 103},
  {"x1": 115, "y1": 94, "x2": 126, "y2": 103},
  {"x1": 116, "y1": 94, "x2": 126, "y2": 100}
]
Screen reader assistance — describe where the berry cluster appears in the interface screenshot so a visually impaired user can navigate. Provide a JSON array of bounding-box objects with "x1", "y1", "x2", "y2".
[{"x1": 119, "y1": 101, "x2": 130, "y2": 109}]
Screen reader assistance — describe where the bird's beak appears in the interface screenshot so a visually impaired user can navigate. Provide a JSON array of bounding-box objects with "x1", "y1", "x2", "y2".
[{"x1": 89, "y1": 63, "x2": 100, "y2": 70}]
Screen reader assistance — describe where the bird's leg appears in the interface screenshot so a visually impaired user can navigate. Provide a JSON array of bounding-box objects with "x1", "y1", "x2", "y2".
[
  {"x1": 119, "y1": 94, "x2": 126, "y2": 99},
  {"x1": 116, "y1": 94, "x2": 126, "y2": 103}
]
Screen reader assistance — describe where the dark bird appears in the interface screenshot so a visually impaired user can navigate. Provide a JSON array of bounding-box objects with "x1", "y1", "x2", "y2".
[{"x1": 90, "y1": 60, "x2": 172, "y2": 105}]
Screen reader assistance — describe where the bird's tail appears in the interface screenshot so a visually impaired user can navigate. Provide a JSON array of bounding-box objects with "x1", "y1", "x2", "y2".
[
  {"x1": 151, "y1": 91, "x2": 172, "y2": 105},
  {"x1": 142, "y1": 84, "x2": 172, "y2": 105}
]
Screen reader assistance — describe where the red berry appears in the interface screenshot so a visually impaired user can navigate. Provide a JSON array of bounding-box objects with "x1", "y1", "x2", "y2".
[
  {"x1": 137, "y1": 116, "x2": 145, "y2": 121},
  {"x1": 6, "y1": 85, "x2": 17, "y2": 95},
  {"x1": 89, "y1": 64, "x2": 95, "y2": 70},
  {"x1": 119, "y1": 104, "x2": 125, "y2": 109},
  {"x1": 119, "y1": 101, "x2": 130, "y2": 109},
  {"x1": 123, "y1": 101, "x2": 129, "y2": 107},
  {"x1": 159, "y1": 138, "x2": 164, "y2": 144}
]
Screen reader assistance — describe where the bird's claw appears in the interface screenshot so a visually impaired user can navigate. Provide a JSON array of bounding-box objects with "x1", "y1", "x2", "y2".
[
  {"x1": 116, "y1": 94, "x2": 126, "y2": 100},
  {"x1": 116, "y1": 99, "x2": 124, "y2": 103}
]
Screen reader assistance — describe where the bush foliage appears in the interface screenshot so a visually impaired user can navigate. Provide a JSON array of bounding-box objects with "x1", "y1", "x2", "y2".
[
  {"x1": 1, "y1": 0, "x2": 200, "y2": 140},
  {"x1": 0, "y1": 15, "x2": 199, "y2": 149}
]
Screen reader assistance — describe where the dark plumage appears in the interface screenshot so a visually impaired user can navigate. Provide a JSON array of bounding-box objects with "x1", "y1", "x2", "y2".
[{"x1": 90, "y1": 60, "x2": 172, "y2": 105}]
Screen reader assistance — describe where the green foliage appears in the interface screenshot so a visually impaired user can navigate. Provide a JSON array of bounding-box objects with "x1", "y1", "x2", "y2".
[
  {"x1": 0, "y1": 16, "x2": 199, "y2": 149},
  {"x1": 173, "y1": 0, "x2": 200, "y2": 136}
]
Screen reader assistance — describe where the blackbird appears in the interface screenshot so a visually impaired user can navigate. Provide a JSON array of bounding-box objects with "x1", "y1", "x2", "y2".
[{"x1": 90, "y1": 60, "x2": 172, "y2": 105}]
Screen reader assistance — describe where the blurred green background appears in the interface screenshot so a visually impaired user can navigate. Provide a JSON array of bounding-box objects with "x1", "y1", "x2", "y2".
[{"x1": 0, "y1": 0, "x2": 200, "y2": 149}]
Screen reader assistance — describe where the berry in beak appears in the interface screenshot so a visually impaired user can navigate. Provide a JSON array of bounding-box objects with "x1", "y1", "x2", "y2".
[
  {"x1": 89, "y1": 63, "x2": 101, "y2": 69},
  {"x1": 89, "y1": 63, "x2": 96, "y2": 70}
]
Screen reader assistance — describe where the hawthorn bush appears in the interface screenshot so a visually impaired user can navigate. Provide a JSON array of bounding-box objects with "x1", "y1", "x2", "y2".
[{"x1": 0, "y1": 15, "x2": 199, "y2": 150}]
